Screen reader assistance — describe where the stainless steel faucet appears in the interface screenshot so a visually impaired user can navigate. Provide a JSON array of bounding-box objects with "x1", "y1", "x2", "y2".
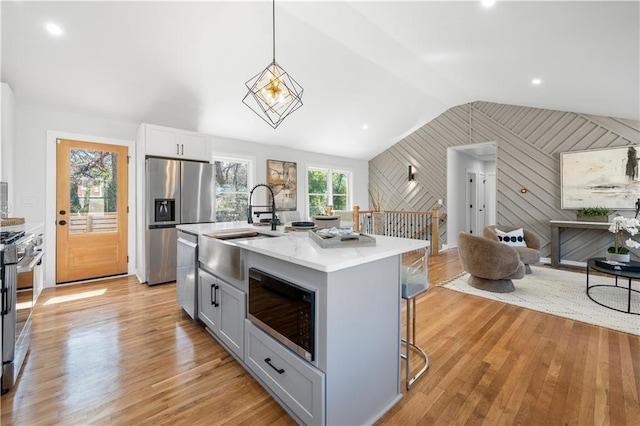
[{"x1": 248, "y1": 183, "x2": 277, "y2": 231}]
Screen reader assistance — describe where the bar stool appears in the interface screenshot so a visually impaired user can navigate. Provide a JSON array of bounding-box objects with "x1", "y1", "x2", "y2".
[{"x1": 401, "y1": 250, "x2": 429, "y2": 390}]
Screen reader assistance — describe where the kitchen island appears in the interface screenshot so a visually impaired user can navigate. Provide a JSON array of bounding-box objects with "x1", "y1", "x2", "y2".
[{"x1": 177, "y1": 222, "x2": 428, "y2": 425}]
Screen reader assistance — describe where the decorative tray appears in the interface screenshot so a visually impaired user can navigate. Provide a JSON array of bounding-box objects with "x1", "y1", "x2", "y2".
[
  {"x1": 309, "y1": 229, "x2": 376, "y2": 248},
  {"x1": 595, "y1": 259, "x2": 640, "y2": 273}
]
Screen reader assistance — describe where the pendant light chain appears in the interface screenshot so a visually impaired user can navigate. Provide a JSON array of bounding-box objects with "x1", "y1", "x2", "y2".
[{"x1": 272, "y1": 0, "x2": 276, "y2": 62}]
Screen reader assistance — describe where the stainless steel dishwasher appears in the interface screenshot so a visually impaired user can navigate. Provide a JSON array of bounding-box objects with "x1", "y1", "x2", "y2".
[{"x1": 177, "y1": 230, "x2": 199, "y2": 320}]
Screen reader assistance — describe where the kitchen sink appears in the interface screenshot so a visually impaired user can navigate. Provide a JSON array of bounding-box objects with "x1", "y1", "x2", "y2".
[{"x1": 199, "y1": 231, "x2": 280, "y2": 283}]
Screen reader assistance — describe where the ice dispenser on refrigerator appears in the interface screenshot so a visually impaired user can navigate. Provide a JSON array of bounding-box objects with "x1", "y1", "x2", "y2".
[{"x1": 155, "y1": 199, "x2": 175, "y2": 223}]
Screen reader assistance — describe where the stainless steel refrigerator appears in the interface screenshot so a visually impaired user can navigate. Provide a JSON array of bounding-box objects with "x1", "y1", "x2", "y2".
[{"x1": 145, "y1": 158, "x2": 214, "y2": 285}]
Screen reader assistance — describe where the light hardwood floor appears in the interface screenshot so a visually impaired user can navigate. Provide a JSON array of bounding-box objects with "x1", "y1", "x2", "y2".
[{"x1": 2, "y1": 251, "x2": 638, "y2": 425}]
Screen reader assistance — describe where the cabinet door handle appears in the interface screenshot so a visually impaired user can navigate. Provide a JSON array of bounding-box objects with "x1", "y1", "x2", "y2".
[
  {"x1": 58, "y1": 220, "x2": 67, "y2": 226},
  {"x1": 181, "y1": 144, "x2": 184, "y2": 155},
  {"x1": 177, "y1": 144, "x2": 180, "y2": 155},
  {"x1": 264, "y1": 357, "x2": 285, "y2": 374},
  {"x1": 211, "y1": 284, "x2": 219, "y2": 307}
]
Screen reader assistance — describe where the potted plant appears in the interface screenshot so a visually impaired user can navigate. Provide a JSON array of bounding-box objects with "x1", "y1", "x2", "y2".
[
  {"x1": 575, "y1": 206, "x2": 610, "y2": 222},
  {"x1": 607, "y1": 216, "x2": 640, "y2": 262}
]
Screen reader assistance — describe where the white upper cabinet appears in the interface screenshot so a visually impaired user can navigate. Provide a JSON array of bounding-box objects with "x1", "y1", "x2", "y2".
[{"x1": 139, "y1": 123, "x2": 210, "y2": 162}]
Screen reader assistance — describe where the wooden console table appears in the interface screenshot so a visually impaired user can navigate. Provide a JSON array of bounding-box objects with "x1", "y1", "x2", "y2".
[{"x1": 549, "y1": 220, "x2": 612, "y2": 267}]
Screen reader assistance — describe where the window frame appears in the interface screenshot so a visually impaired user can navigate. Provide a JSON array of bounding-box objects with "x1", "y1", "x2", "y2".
[
  {"x1": 212, "y1": 154, "x2": 255, "y2": 222},
  {"x1": 306, "y1": 165, "x2": 353, "y2": 217}
]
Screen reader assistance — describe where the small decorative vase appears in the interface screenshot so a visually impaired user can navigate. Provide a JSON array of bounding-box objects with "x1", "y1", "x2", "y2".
[{"x1": 606, "y1": 252, "x2": 630, "y2": 263}]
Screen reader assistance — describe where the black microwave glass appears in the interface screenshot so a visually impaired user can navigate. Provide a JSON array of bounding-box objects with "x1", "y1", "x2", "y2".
[{"x1": 248, "y1": 268, "x2": 315, "y2": 362}]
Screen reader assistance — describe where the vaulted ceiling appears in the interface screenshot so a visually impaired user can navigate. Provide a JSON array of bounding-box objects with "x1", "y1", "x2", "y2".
[{"x1": 2, "y1": 1, "x2": 638, "y2": 160}]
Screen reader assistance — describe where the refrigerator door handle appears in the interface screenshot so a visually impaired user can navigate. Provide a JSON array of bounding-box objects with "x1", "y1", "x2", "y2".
[{"x1": 1, "y1": 285, "x2": 7, "y2": 315}]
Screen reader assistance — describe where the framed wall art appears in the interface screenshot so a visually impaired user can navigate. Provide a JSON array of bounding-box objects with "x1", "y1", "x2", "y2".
[
  {"x1": 267, "y1": 159, "x2": 297, "y2": 211},
  {"x1": 561, "y1": 145, "x2": 639, "y2": 209}
]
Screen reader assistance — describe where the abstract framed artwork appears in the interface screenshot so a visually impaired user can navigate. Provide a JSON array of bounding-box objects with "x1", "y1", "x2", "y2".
[
  {"x1": 266, "y1": 159, "x2": 297, "y2": 211},
  {"x1": 561, "y1": 145, "x2": 639, "y2": 209}
]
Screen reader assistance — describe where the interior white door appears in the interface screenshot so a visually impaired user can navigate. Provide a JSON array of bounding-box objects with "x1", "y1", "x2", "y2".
[
  {"x1": 466, "y1": 170, "x2": 478, "y2": 235},
  {"x1": 478, "y1": 173, "x2": 486, "y2": 230}
]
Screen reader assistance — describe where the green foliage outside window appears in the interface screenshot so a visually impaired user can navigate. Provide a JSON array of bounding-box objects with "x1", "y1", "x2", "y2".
[
  {"x1": 332, "y1": 173, "x2": 348, "y2": 210},
  {"x1": 307, "y1": 168, "x2": 350, "y2": 216},
  {"x1": 308, "y1": 170, "x2": 328, "y2": 216}
]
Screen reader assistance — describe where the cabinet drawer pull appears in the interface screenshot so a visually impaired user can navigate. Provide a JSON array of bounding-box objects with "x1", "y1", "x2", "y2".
[
  {"x1": 176, "y1": 143, "x2": 180, "y2": 155},
  {"x1": 264, "y1": 357, "x2": 285, "y2": 374},
  {"x1": 181, "y1": 144, "x2": 184, "y2": 155}
]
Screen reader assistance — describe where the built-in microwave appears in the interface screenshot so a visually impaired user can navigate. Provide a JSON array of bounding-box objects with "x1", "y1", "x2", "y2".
[{"x1": 248, "y1": 268, "x2": 315, "y2": 363}]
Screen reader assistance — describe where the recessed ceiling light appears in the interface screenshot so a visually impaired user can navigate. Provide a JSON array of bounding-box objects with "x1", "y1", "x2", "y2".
[
  {"x1": 531, "y1": 78, "x2": 542, "y2": 85},
  {"x1": 362, "y1": 124, "x2": 369, "y2": 130},
  {"x1": 45, "y1": 23, "x2": 63, "y2": 36},
  {"x1": 481, "y1": 0, "x2": 496, "y2": 8}
]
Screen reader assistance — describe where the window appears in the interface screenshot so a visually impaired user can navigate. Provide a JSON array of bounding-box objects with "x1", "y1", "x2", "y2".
[
  {"x1": 214, "y1": 157, "x2": 252, "y2": 222},
  {"x1": 307, "y1": 167, "x2": 351, "y2": 217}
]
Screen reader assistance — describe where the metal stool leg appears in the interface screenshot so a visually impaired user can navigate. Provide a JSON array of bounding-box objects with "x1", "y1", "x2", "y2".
[{"x1": 401, "y1": 295, "x2": 429, "y2": 390}]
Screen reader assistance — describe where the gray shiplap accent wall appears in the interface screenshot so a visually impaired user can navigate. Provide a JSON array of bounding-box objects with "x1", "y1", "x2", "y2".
[{"x1": 369, "y1": 101, "x2": 640, "y2": 261}]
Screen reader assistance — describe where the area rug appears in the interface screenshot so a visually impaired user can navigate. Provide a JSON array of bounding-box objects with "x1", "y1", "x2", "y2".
[{"x1": 442, "y1": 266, "x2": 640, "y2": 335}]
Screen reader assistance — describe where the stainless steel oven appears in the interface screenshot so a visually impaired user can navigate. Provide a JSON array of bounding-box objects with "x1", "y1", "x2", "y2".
[
  {"x1": 248, "y1": 268, "x2": 315, "y2": 362},
  {"x1": 2, "y1": 230, "x2": 39, "y2": 393}
]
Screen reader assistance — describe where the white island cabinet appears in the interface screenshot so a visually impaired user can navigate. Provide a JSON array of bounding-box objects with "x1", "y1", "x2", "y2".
[
  {"x1": 198, "y1": 269, "x2": 246, "y2": 360},
  {"x1": 177, "y1": 222, "x2": 428, "y2": 425}
]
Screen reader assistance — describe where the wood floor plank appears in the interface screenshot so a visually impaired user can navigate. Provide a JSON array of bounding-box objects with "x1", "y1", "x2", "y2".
[{"x1": 2, "y1": 250, "x2": 639, "y2": 426}]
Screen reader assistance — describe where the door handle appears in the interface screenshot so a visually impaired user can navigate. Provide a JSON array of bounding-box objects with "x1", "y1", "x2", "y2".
[
  {"x1": 58, "y1": 220, "x2": 67, "y2": 225},
  {"x1": 181, "y1": 144, "x2": 184, "y2": 155},
  {"x1": 1, "y1": 286, "x2": 7, "y2": 315},
  {"x1": 176, "y1": 144, "x2": 180, "y2": 155}
]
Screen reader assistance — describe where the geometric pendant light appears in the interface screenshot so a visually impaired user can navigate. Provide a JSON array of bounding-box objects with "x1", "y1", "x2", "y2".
[{"x1": 242, "y1": 0, "x2": 304, "y2": 129}]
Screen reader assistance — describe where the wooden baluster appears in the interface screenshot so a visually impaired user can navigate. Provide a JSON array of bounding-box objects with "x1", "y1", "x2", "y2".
[
  {"x1": 431, "y1": 207, "x2": 439, "y2": 256},
  {"x1": 353, "y1": 206, "x2": 360, "y2": 232}
]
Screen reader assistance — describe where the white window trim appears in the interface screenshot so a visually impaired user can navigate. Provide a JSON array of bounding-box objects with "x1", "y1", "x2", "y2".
[
  {"x1": 306, "y1": 165, "x2": 353, "y2": 217},
  {"x1": 212, "y1": 154, "x2": 255, "y2": 222}
]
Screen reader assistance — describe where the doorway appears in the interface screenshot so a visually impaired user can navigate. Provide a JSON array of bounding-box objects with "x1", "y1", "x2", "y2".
[
  {"x1": 447, "y1": 142, "x2": 497, "y2": 248},
  {"x1": 55, "y1": 139, "x2": 129, "y2": 284}
]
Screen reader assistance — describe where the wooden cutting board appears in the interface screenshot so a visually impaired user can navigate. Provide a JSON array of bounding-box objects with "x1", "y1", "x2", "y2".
[{"x1": 204, "y1": 231, "x2": 260, "y2": 240}]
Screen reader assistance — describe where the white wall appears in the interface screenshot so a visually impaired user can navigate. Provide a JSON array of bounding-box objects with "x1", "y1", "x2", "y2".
[
  {"x1": 13, "y1": 104, "x2": 369, "y2": 287},
  {"x1": 1, "y1": 83, "x2": 16, "y2": 214}
]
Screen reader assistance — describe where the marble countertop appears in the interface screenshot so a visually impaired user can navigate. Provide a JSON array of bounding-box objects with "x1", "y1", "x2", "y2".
[{"x1": 178, "y1": 222, "x2": 428, "y2": 273}]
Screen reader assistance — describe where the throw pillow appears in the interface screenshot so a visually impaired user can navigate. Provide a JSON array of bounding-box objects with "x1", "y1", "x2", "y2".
[{"x1": 495, "y1": 228, "x2": 527, "y2": 247}]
